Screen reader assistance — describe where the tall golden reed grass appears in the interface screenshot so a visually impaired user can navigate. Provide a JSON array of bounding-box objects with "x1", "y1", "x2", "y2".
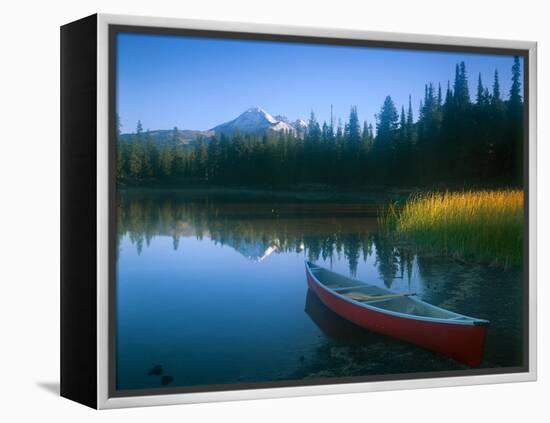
[{"x1": 380, "y1": 190, "x2": 523, "y2": 267}]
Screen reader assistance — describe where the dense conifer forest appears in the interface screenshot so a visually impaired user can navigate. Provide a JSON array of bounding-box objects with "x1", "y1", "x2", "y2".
[{"x1": 116, "y1": 58, "x2": 524, "y2": 188}]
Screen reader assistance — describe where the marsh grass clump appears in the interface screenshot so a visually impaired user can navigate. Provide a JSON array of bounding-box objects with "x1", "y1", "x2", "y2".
[{"x1": 380, "y1": 191, "x2": 523, "y2": 267}]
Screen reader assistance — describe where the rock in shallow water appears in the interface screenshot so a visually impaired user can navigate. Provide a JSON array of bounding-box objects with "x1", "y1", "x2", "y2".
[{"x1": 161, "y1": 375, "x2": 174, "y2": 386}]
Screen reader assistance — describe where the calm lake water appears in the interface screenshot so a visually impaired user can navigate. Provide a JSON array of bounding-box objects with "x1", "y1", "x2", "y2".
[{"x1": 115, "y1": 190, "x2": 524, "y2": 391}]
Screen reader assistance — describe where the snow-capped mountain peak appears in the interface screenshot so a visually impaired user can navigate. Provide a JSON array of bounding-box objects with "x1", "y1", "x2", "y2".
[
  {"x1": 244, "y1": 107, "x2": 278, "y2": 124},
  {"x1": 211, "y1": 107, "x2": 297, "y2": 136}
]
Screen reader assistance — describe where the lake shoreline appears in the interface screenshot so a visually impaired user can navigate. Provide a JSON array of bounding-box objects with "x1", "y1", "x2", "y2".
[
  {"x1": 118, "y1": 181, "x2": 522, "y2": 201},
  {"x1": 118, "y1": 185, "x2": 416, "y2": 203}
]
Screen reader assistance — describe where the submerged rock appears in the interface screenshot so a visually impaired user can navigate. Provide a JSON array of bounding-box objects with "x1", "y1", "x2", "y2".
[
  {"x1": 161, "y1": 375, "x2": 174, "y2": 386},
  {"x1": 147, "y1": 365, "x2": 163, "y2": 376}
]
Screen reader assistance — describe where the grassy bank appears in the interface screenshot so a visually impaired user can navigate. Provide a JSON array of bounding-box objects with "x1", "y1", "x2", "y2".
[{"x1": 380, "y1": 190, "x2": 523, "y2": 267}]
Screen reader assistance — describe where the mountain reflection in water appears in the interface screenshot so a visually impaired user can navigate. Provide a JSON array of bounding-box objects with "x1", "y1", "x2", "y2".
[{"x1": 117, "y1": 191, "x2": 415, "y2": 285}]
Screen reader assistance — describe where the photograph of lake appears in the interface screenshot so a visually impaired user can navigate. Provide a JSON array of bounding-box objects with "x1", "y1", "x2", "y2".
[{"x1": 113, "y1": 30, "x2": 526, "y2": 392}]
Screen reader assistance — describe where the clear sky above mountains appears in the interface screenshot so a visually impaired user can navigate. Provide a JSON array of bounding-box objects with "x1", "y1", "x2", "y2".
[{"x1": 116, "y1": 32, "x2": 523, "y2": 133}]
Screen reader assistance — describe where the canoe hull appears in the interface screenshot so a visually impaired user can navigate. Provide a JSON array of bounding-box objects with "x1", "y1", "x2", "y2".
[{"x1": 306, "y1": 270, "x2": 487, "y2": 367}]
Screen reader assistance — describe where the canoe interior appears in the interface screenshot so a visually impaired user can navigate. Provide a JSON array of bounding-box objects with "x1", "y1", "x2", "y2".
[
  {"x1": 309, "y1": 265, "x2": 390, "y2": 294},
  {"x1": 307, "y1": 263, "x2": 469, "y2": 322}
]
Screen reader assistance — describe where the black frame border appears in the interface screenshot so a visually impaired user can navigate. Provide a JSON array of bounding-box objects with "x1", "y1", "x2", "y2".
[
  {"x1": 60, "y1": 14, "x2": 98, "y2": 409},
  {"x1": 107, "y1": 23, "x2": 530, "y2": 399}
]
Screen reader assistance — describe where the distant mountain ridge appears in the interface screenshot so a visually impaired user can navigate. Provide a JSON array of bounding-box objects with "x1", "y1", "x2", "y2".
[
  {"x1": 119, "y1": 128, "x2": 215, "y2": 146},
  {"x1": 120, "y1": 107, "x2": 306, "y2": 147}
]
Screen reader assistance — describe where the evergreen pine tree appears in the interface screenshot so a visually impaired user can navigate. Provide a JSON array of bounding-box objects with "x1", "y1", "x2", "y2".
[
  {"x1": 454, "y1": 61, "x2": 470, "y2": 107},
  {"x1": 509, "y1": 56, "x2": 522, "y2": 111},
  {"x1": 136, "y1": 120, "x2": 143, "y2": 137},
  {"x1": 322, "y1": 121, "x2": 330, "y2": 143},
  {"x1": 406, "y1": 95, "x2": 414, "y2": 144},
  {"x1": 476, "y1": 73, "x2": 485, "y2": 105},
  {"x1": 376, "y1": 96, "x2": 399, "y2": 151},
  {"x1": 346, "y1": 106, "x2": 361, "y2": 146},
  {"x1": 399, "y1": 106, "x2": 407, "y2": 143},
  {"x1": 362, "y1": 120, "x2": 370, "y2": 148},
  {"x1": 492, "y1": 69, "x2": 501, "y2": 104},
  {"x1": 128, "y1": 120, "x2": 145, "y2": 178},
  {"x1": 307, "y1": 111, "x2": 322, "y2": 143}
]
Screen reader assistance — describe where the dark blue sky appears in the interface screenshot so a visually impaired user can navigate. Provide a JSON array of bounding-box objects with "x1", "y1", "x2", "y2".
[{"x1": 116, "y1": 32, "x2": 523, "y2": 132}]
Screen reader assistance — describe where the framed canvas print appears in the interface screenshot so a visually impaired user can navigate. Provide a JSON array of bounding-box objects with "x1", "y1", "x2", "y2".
[{"x1": 60, "y1": 14, "x2": 537, "y2": 409}]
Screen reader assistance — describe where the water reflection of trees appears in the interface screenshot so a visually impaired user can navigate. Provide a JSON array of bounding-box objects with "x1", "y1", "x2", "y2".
[{"x1": 117, "y1": 194, "x2": 415, "y2": 285}]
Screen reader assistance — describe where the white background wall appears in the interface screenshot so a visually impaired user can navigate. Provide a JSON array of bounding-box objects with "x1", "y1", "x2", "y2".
[{"x1": 1, "y1": 0, "x2": 547, "y2": 421}]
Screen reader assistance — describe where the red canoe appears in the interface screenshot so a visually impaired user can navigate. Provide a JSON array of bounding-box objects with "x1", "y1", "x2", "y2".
[{"x1": 305, "y1": 261, "x2": 489, "y2": 366}]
